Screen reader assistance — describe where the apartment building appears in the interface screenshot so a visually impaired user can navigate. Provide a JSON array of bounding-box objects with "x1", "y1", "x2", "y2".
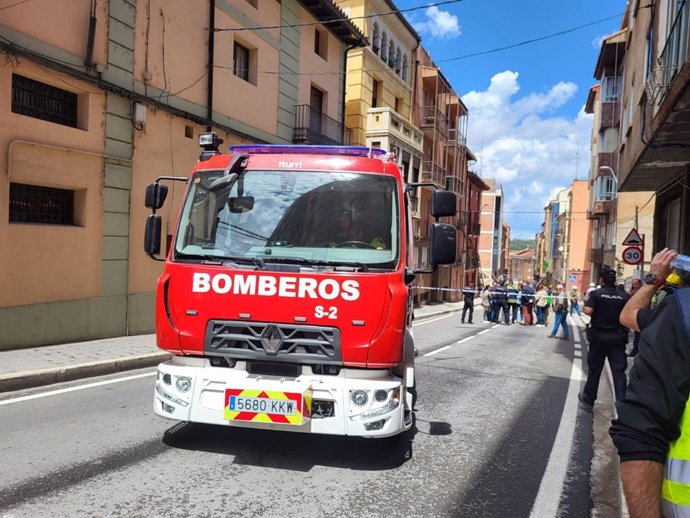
[
  {"x1": 411, "y1": 46, "x2": 474, "y2": 302},
  {"x1": 478, "y1": 179, "x2": 504, "y2": 283},
  {"x1": 586, "y1": 10, "x2": 658, "y2": 282},
  {"x1": 614, "y1": 0, "x2": 688, "y2": 255},
  {"x1": 501, "y1": 223, "x2": 511, "y2": 276},
  {"x1": 509, "y1": 248, "x2": 535, "y2": 284},
  {"x1": 465, "y1": 171, "x2": 490, "y2": 287},
  {"x1": 0, "y1": 0, "x2": 364, "y2": 349}
]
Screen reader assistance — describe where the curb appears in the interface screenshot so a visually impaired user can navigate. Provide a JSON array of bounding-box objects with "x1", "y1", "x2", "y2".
[{"x1": 0, "y1": 352, "x2": 171, "y2": 393}]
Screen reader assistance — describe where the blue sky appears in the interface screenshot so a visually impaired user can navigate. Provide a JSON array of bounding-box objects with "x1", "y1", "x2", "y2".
[{"x1": 400, "y1": 0, "x2": 626, "y2": 239}]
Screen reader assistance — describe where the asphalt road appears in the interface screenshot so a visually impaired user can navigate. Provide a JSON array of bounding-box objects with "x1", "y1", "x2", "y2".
[{"x1": 0, "y1": 312, "x2": 598, "y2": 518}]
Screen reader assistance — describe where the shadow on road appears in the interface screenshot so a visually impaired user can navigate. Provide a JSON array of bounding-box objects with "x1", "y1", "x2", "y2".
[{"x1": 162, "y1": 420, "x2": 417, "y2": 472}]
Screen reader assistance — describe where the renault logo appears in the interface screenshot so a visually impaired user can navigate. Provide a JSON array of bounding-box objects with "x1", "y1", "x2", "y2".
[{"x1": 260, "y1": 326, "x2": 283, "y2": 354}]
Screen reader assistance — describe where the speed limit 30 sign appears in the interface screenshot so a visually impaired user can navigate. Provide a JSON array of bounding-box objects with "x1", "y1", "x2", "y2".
[{"x1": 622, "y1": 246, "x2": 643, "y2": 265}]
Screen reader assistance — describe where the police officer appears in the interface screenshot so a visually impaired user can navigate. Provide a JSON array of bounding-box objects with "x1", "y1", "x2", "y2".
[
  {"x1": 506, "y1": 280, "x2": 520, "y2": 324},
  {"x1": 461, "y1": 282, "x2": 475, "y2": 324},
  {"x1": 579, "y1": 267, "x2": 630, "y2": 406},
  {"x1": 609, "y1": 256, "x2": 690, "y2": 518},
  {"x1": 492, "y1": 279, "x2": 510, "y2": 325}
]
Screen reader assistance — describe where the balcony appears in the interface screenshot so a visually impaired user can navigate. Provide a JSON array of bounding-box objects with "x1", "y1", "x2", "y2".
[
  {"x1": 623, "y1": 0, "x2": 690, "y2": 191},
  {"x1": 366, "y1": 107, "x2": 423, "y2": 152},
  {"x1": 419, "y1": 106, "x2": 449, "y2": 137},
  {"x1": 409, "y1": 194, "x2": 419, "y2": 216},
  {"x1": 445, "y1": 128, "x2": 467, "y2": 152},
  {"x1": 591, "y1": 199, "x2": 614, "y2": 216},
  {"x1": 293, "y1": 105, "x2": 347, "y2": 145},
  {"x1": 421, "y1": 160, "x2": 446, "y2": 187}
]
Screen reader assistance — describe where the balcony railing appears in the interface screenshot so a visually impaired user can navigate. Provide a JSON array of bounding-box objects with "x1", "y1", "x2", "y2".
[
  {"x1": 421, "y1": 160, "x2": 446, "y2": 186},
  {"x1": 659, "y1": 0, "x2": 690, "y2": 97},
  {"x1": 420, "y1": 106, "x2": 449, "y2": 136},
  {"x1": 409, "y1": 195, "x2": 419, "y2": 214},
  {"x1": 447, "y1": 128, "x2": 467, "y2": 147},
  {"x1": 293, "y1": 105, "x2": 346, "y2": 145}
]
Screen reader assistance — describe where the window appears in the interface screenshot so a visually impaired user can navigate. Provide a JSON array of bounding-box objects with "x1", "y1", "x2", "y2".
[
  {"x1": 372, "y1": 23, "x2": 380, "y2": 56},
  {"x1": 402, "y1": 55, "x2": 408, "y2": 82},
  {"x1": 394, "y1": 97, "x2": 400, "y2": 113},
  {"x1": 594, "y1": 175, "x2": 615, "y2": 201},
  {"x1": 9, "y1": 183, "x2": 74, "y2": 225},
  {"x1": 314, "y1": 28, "x2": 327, "y2": 60},
  {"x1": 395, "y1": 48, "x2": 401, "y2": 74},
  {"x1": 12, "y1": 74, "x2": 78, "y2": 128},
  {"x1": 372, "y1": 80, "x2": 381, "y2": 108},
  {"x1": 388, "y1": 44, "x2": 395, "y2": 69},
  {"x1": 600, "y1": 127, "x2": 620, "y2": 152},
  {"x1": 381, "y1": 32, "x2": 388, "y2": 62},
  {"x1": 602, "y1": 75, "x2": 622, "y2": 102},
  {"x1": 233, "y1": 42, "x2": 251, "y2": 82}
]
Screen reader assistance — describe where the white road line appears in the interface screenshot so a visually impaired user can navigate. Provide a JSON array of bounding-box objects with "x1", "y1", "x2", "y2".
[
  {"x1": 574, "y1": 352, "x2": 582, "y2": 358},
  {"x1": 529, "y1": 350, "x2": 584, "y2": 517},
  {"x1": 412, "y1": 313, "x2": 455, "y2": 327},
  {"x1": 423, "y1": 345, "x2": 452, "y2": 357},
  {"x1": 0, "y1": 371, "x2": 157, "y2": 406},
  {"x1": 456, "y1": 336, "x2": 475, "y2": 344},
  {"x1": 478, "y1": 329, "x2": 490, "y2": 335},
  {"x1": 491, "y1": 324, "x2": 501, "y2": 329}
]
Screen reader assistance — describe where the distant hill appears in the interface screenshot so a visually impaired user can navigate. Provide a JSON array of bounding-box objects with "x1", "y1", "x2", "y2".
[{"x1": 510, "y1": 239, "x2": 535, "y2": 251}]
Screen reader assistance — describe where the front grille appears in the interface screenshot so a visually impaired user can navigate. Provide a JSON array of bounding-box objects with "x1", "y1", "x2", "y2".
[{"x1": 205, "y1": 320, "x2": 342, "y2": 365}]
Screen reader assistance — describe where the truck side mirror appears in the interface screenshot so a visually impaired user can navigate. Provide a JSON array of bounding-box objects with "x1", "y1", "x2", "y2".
[
  {"x1": 145, "y1": 214, "x2": 162, "y2": 256},
  {"x1": 145, "y1": 183, "x2": 169, "y2": 209},
  {"x1": 430, "y1": 190, "x2": 456, "y2": 218},
  {"x1": 429, "y1": 223, "x2": 456, "y2": 265}
]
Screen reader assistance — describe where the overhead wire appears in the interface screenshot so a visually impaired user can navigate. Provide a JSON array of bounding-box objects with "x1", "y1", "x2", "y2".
[
  {"x1": 213, "y1": 0, "x2": 465, "y2": 32},
  {"x1": 0, "y1": 0, "x2": 33, "y2": 11}
]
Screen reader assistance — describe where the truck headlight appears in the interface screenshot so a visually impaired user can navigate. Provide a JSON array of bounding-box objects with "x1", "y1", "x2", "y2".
[
  {"x1": 351, "y1": 390, "x2": 368, "y2": 406},
  {"x1": 175, "y1": 376, "x2": 192, "y2": 393}
]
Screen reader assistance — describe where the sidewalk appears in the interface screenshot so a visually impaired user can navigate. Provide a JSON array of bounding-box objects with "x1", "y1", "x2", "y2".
[{"x1": 0, "y1": 300, "x2": 467, "y2": 393}]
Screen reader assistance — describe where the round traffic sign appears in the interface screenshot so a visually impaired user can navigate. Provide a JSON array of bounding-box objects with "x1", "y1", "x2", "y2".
[{"x1": 622, "y1": 246, "x2": 642, "y2": 265}]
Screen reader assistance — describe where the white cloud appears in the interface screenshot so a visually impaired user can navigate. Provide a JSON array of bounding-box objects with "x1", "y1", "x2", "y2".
[
  {"x1": 592, "y1": 34, "x2": 607, "y2": 50},
  {"x1": 463, "y1": 71, "x2": 593, "y2": 240},
  {"x1": 413, "y1": 6, "x2": 460, "y2": 39}
]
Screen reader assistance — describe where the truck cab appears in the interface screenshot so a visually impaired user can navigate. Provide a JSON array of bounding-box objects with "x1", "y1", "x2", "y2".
[{"x1": 145, "y1": 135, "x2": 457, "y2": 437}]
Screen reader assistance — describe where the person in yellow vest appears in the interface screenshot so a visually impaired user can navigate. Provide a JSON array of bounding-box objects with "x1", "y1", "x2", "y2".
[{"x1": 609, "y1": 250, "x2": 690, "y2": 518}]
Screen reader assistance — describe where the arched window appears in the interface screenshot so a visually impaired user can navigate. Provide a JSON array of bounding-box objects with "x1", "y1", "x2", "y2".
[
  {"x1": 372, "y1": 23, "x2": 380, "y2": 56},
  {"x1": 402, "y1": 55, "x2": 408, "y2": 82},
  {"x1": 388, "y1": 42, "x2": 395, "y2": 69},
  {"x1": 395, "y1": 48, "x2": 402, "y2": 74},
  {"x1": 381, "y1": 32, "x2": 388, "y2": 62}
]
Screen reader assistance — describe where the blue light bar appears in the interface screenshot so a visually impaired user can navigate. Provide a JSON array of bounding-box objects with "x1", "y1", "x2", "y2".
[{"x1": 230, "y1": 144, "x2": 387, "y2": 158}]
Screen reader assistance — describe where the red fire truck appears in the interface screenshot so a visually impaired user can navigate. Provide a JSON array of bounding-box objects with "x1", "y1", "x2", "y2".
[{"x1": 144, "y1": 133, "x2": 457, "y2": 437}]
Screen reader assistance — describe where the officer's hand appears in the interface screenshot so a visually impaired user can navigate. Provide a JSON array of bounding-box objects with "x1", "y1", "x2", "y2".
[{"x1": 650, "y1": 247, "x2": 678, "y2": 280}]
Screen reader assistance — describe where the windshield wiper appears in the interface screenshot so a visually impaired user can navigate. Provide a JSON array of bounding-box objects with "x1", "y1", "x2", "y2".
[
  {"x1": 263, "y1": 257, "x2": 368, "y2": 272},
  {"x1": 176, "y1": 253, "x2": 265, "y2": 270}
]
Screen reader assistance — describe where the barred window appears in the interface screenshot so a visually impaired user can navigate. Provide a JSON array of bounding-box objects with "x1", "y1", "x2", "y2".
[
  {"x1": 12, "y1": 74, "x2": 78, "y2": 128},
  {"x1": 9, "y1": 183, "x2": 75, "y2": 225}
]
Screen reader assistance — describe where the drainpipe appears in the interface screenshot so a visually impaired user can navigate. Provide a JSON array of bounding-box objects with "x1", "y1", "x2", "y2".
[
  {"x1": 341, "y1": 42, "x2": 361, "y2": 144},
  {"x1": 206, "y1": 0, "x2": 215, "y2": 131}
]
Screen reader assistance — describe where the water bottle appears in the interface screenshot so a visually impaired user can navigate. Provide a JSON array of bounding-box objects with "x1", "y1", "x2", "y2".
[{"x1": 671, "y1": 254, "x2": 690, "y2": 272}]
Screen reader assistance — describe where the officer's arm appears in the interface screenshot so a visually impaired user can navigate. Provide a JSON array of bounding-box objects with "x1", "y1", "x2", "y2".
[
  {"x1": 620, "y1": 284, "x2": 658, "y2": 331},
  {"x1": 620, "y1": 461, "x2": 663, "y2": 518},
  {"x1": 621, "y1": 248, "x2": 677, "y2": 331}
]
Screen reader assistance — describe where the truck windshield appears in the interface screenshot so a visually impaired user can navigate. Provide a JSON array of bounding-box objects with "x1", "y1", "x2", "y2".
[{"x1": 174, "y1": 169, "x2": 400, "y2": 269}]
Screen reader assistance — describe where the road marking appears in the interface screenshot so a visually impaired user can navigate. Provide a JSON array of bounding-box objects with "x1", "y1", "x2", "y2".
[
  {"x1": 456, "y1": 336, "x2": 475, "y2": 344},
  {"x1": 478, "y1": 329, "x2": 490, "y2": 335},
  {"x1": 0, "y1": 371, "x2": 157, "y2": 407},
  {"x1": 529, "y1": 341, "x2": 584, "y2": 517},
  {"x1": 423, "y1": 345, "x2": 452, "y2": 357},
  {"x1": 491, "y1": 324, "x2": 501, "y2": 329},
  {"x1": 574, "y1": 351, "x2": 582, "y2": 358},
  {"x1": 413, "y1": 313, "x2": 454, "y2": 327}
]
